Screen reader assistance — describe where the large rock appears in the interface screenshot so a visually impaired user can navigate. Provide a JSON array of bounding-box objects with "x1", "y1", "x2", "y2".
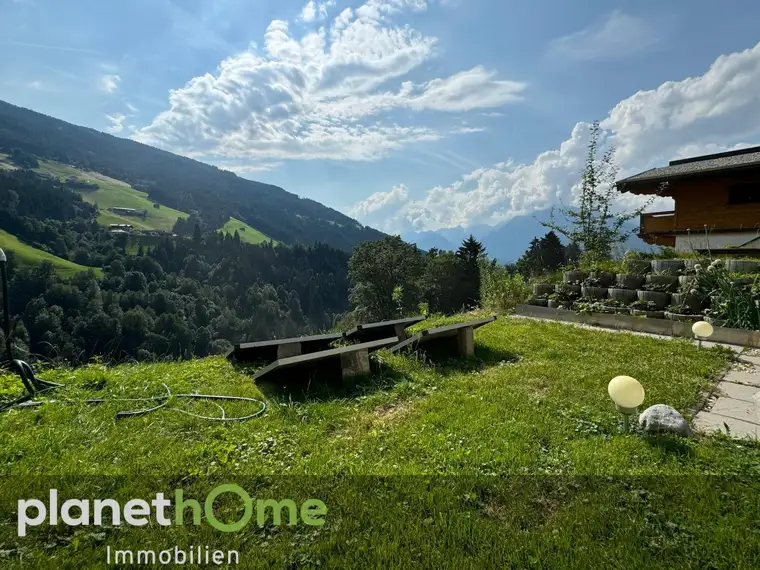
[{"x1": 638, "y1": 404, "x2": 693, "y2": 437}]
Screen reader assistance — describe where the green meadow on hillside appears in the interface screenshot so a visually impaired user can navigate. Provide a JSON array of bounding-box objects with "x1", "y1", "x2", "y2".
[
  {"x1": 35, "y1": 160, "x2": 189, "y2": 232},
  {"x1": 34, "y1": 160, "x2": 275, "y2": 241},
  {"x1": 0, "y1": 153, "x2": 17, "y2": 170},
  {"x1": 1, "y1": 315, "x2": 758, "y2": 568},
  {"x1": 220, "y1": 216, "x2": 275, "y2": 244},
  {"x1": 0, "y1": 228, "x2": 102, "y2": 277}
]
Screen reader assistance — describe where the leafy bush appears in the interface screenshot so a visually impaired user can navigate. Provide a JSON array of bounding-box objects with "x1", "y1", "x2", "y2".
[
  {"x1": 694, "y1": 260, "x2": 760, "y2": 329},
  {"x1": 480, "y1": 264, "x2": 531, "y2": 313},
  {"x1": 629, "y1": 300, "x2": 659, "y2": 311},
  {"x1": 642, "y1": 282, "x2": 672, "y2": 293}
]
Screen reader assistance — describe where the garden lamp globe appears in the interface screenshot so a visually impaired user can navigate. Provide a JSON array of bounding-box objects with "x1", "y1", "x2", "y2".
[
  {"x1": 608, "y1": 375, "x2": 645, "y2": 432},
  {"x1": 692, "y1": 321, "x2": 713, "y2": 348}
]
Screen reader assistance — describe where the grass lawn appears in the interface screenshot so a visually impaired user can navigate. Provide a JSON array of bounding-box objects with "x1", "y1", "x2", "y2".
[
  {"x1": 0, "y1": 315, "x2": 758, "y2": 568},
  {"x1": 35, "y1": 160, "x2": 188, "y2": 232},
  {"x1": 220, "y1": 216, "x2": 275, "y2": 245},
  {"x1": 0, "y1": 229, "x2": 102, "y2": 278},
  {"x1": 124, "y1": 233, "x2": 163, "y2": 254}
]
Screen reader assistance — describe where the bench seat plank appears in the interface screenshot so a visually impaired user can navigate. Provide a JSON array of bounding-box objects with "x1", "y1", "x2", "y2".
[
  {"x1": 344, "y1": 315, "x2": 426, "y2": 343},
  {"x1": 253, "y1": 336, "x2": 399, "y2": 382},
  {"x1": 390, "y1": 316, "x2": 497, "y2": 355}
]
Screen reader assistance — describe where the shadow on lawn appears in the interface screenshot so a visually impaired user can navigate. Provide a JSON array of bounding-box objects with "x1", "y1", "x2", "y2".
[
  {"x1": 236, "y1": 341, "x2": 520, "y2": 403},
  {"x1": 252, "y1": 360, "x2": 410, "y2": 403},
  {"x1": 643, "y1": 435, "x2": 696, "y2": 458},
  {"x1": 411, "y1": 341, "x2": 520, "y2": 377}
]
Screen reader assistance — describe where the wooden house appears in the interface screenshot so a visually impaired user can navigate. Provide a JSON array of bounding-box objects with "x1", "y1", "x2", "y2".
[{"x1": 616, "y1": 146, "x2": 760, "y2": 253}]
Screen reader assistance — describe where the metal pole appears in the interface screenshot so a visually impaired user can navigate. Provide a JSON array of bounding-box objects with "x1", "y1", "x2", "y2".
[{"x1": 0, "y1": 248, "x2": 11, "y2": 362}]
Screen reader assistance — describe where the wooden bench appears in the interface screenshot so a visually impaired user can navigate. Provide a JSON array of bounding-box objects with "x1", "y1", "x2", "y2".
[
  {"x1": 253, "y1": 337, "x2": 399, "y2": 384},
  {"x1": 389, "y1": 316, "x2": 497, "y2": 357},
  {"x1": 227, "y1": 331, "x2": 345, "y2": 363},
  {"x1": 344, "y1": 315, "x2": 426, "y2": 344}
]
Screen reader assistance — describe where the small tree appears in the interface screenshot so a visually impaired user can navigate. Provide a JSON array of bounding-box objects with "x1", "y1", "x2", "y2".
[
  {"x1": 421, "y1": 249, "x2": 464, "y2": 314},
  {"x1": 348, "y1": 236, "x2": 424, "y2": 321},
  {"x1": 516, "y1": 231, "x2": 566, "y2": 277},
  {"x1": 543, "y1": 121, "x2": 656, "y2": 263},
  {"x1": 456, "y1": 235, "x2": 486, "y2": 308}
]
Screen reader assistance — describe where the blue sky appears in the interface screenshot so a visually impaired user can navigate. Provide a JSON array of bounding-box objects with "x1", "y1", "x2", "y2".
[{"x1": 2, "y1": 0, "x2": 760, "y2": 234}]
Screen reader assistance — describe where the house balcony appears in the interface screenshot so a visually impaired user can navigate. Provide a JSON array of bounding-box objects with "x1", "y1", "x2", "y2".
[{"x1": 639, "y1": 211, "x2": 676, "y2": 246}]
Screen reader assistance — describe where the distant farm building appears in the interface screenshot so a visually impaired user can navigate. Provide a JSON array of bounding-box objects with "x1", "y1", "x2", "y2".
[
  {"x1": 108, "y1": 207, "x2": 141, "y2": 216},
  {"x1": 108, "y1": 224, "x2": 133, "y2": 232},
  {"x1": 64, "y1": 176, "x2": 99, "y2": 190}
]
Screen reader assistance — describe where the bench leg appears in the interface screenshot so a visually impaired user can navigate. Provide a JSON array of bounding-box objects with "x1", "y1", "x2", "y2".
[
  {"x1": 340, "y1": 349, "x2": 370, "y2": 383},
  {"x1": 277, "y1": 342, "x2": 302, "y2": 359},
  {"x1": 457, "y1": 327, "x2": 475, "y2": 356}
]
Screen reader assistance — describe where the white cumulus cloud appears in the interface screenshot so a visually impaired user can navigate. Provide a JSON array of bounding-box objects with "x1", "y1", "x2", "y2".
[
  {"x1": 348, "y1": 183, "x2": 409, "y2": 219},
  {"x1": 98, "y1": 74, "x2": 121, "y2": 93},
  {"x1": 105, "y1": 113, "x2": 127, "y2": 134},
  {"x1": 133, "y1": 0, "x2": 525, "y2": 165},
  {"x1": 350, "y1": 41, "x2": 760, "y2": 233},
  {"x1": 298, "y1": 0, "x2": 335, "y2": 23},
  {"x1": 548, "y1": 10, "x2": 663, "y2": 61}
]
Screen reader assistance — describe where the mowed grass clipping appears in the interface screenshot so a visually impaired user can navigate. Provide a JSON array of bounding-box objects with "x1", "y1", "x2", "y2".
[
  {"x1": 220, "y1": 216, "x2": 275, "y2": 244},
  {"x1": 35, "y1": 160, "x2": 188, "y2": 232},
  {"x1": 0, "y1": 228, "x2": 102, "y2": 278},
  {"x1": 1, "y1": 316, "x2": 758, "y2": 569}
]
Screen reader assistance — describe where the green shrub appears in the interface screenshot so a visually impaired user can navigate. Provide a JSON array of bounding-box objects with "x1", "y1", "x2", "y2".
[
  {"x1": 480, "y1": 264, "x2": 531, "y2": 313},
  {"x1": 693, "y1": 260, "x2": 760, "y2": 329}
]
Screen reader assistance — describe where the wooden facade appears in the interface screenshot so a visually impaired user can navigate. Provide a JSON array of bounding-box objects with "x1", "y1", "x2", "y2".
[
  {"x1": 618, "y1": 147, "x2": 760, "y2": 249},
  {"x1": 674, "y1": 174, "x2": 760, "y2": 231}
]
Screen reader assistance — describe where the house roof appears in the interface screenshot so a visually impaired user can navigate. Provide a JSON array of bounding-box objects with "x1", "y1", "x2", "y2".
[{"x1": 617, "y1": 145, "x2": 760, "y2": 187}]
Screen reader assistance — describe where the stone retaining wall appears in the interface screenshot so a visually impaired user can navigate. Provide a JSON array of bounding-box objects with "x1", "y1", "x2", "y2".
[{"x1": 515, "y1": 304, "x2": 760, "y2": 348}]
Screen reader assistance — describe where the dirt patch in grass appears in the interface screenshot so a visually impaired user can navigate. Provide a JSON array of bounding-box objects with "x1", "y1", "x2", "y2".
[{"x1": 372, "y1": 401, "x2": 413, "y2": 424}]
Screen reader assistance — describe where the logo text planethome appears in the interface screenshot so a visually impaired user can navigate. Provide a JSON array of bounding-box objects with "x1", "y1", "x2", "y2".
[{"x1": 18, "y1": 485, "x2": 327, "y2": 537}]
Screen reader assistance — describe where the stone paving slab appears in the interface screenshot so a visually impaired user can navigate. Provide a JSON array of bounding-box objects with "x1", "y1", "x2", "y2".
[
  {"x1": 720, "y1": 370, "x2": 760, "y2": 387},
  {"x1": 693, "y1": 411, "x2": 760, "y2": 439},
  {"x1": 740, "y1": 354, "x2": 760, "y2": 366},
  {"x1": 698, "y1": 340, "x2": 745, "y2": 353},
  {"x1": 717, "y1": 381, "x2": 760, "y2": 402},
  {"x1": 708, "y1": 396, "x2": 759, "y2": 423}
]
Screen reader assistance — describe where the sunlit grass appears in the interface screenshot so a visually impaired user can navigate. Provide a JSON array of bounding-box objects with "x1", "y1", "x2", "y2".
[
  {"x1": 1, "y1": 316, "x2": 758, "y2": 568},
  {"x1": 0, "y1": 228, "x2": 102, "y2": 278},
  {"x1": 219, "y1": 216, "x2": 275, "y2": 245},
  {"x1": 36, "y1": 159, "x2": 188, "y2": 232}
]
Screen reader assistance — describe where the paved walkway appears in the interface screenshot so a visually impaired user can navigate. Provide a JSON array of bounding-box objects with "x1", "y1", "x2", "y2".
[
  {"x1": 513, "y1": 315, "x2": 759, "y2": 439},
  {"x1": 693, "y1": 351, "x2": 760, "y2": 439}
]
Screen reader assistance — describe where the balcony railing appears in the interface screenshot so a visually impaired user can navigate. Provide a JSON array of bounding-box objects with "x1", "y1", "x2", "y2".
[{"x1": 640, "y1": 210, "x2": 675, "y2": 235}]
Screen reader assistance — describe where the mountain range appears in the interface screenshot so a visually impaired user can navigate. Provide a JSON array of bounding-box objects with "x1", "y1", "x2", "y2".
[
  {"x1": 1, "y1": 99, "x2": 652, "y2": 261},
  {"x1": 0, "y1": 100, "x2": 384, "y2": 251},
  {"x1": 403, "y1": 209, "x2": 652, "y2": 263}
]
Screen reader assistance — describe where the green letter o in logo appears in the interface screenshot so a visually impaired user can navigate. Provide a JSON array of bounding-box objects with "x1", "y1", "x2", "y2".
[{"x1": 204, "y1": 484, "x2": 252, "y2": 532}]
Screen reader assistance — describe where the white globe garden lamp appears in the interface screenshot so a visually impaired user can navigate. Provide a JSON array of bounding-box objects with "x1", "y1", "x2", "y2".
[
  {"x1": 692, "y1": 321, "x2": 714, "y2": 348},
  {"x1": 608, "y1": 375, "x2": 645, "y2": 432}
]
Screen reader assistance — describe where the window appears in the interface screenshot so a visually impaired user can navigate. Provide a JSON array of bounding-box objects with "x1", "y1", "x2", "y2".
[{"x1": 728, "y1": 184, "x2": 760, "y2": 205}]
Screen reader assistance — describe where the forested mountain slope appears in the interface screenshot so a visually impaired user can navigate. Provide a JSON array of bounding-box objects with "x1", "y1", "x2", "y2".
[
  {"x1": 0, "y1": 166, "x2": 353, "y2": 364},
  {"x1": 0, "y1": 100, "x2": 384, "y2": 251}
]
